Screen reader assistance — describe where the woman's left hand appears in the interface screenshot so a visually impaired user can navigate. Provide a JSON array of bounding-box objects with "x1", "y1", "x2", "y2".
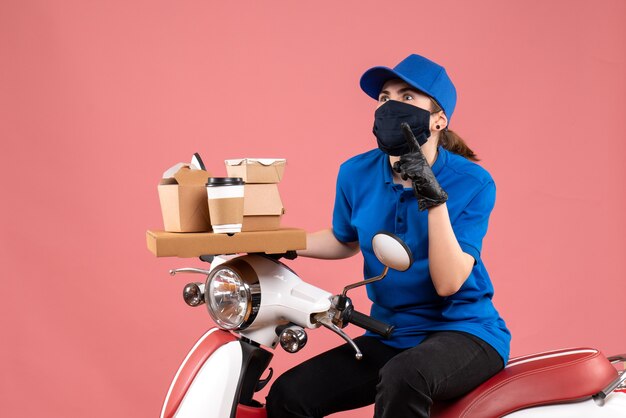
[{"x1": 393, "y1": 123, "x2": 448, "y2": 211}]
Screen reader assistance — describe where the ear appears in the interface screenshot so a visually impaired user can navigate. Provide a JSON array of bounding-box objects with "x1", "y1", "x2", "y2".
[{"x1": 431, "y1": 111, "x2": 448, "y2": 131}]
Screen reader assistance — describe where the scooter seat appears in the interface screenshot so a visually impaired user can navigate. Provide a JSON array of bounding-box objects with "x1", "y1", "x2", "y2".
[{"x1": 431, "y1": 347, "x2": 618, "y2": 418}]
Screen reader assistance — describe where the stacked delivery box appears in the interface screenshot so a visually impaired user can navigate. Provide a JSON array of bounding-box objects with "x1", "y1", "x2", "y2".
[
  {"x1": 225, "y1": 158, "x2": 286, "y2": 232},
  {"x1": 150, "y1": 156, "x2": 303, "y2": 258}
]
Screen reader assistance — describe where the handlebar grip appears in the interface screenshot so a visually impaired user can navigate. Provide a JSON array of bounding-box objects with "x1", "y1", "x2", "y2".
[{"x1": 346, "y1": 309, "x2": 394, "y2": 339}]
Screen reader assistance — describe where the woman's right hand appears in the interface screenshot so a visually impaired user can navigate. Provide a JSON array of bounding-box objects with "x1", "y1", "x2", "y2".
[{"x1": 393, "y1": 123, "x2": 448, "y2": 211}]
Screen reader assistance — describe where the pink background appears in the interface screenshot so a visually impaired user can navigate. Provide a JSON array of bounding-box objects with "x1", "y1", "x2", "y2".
[{"x1": 2, "y1": 1, "x2": 625, "y2": 416}]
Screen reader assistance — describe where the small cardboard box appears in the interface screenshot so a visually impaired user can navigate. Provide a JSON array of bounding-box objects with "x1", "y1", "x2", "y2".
[
  {"x1": 225, "y1": 158, "x2": 286, "y2": 183},
  {"x1": 158, "y1": 165, "x2": 212, "y2": 232},
  {"x1": 243, "y1": 184, "x2": 284, "y2": 232},
  {"x1": 146, "y1": 228, "x2": 306, "y2": 257}
]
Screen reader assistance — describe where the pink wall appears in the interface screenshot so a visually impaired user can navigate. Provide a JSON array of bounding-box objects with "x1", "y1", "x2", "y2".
[{"x1": 1, "y1": 1, "x2": 625, "y2": 416}]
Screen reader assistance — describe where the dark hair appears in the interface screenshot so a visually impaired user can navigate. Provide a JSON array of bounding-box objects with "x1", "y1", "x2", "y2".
[{"x1": 430, "y1": 100, "x2": 479, "y2": 161}]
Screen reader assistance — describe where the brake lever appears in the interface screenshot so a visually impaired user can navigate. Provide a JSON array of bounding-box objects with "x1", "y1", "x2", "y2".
[
  {"x1": 314, "y1": 313, "x2": 363, "y2": 360},
  {"x1": 169, "y1": 267, "x2": 211, "y2": 276}
]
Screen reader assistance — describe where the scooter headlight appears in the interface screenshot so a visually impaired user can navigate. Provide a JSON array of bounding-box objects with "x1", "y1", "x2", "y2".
[{"x1": 205, "y1": 265, "x2": 259, "y2": 330}]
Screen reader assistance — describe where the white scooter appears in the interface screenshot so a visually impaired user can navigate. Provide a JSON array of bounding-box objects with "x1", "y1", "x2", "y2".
[{"x1": 159, "y1": 232, "x2": 626, "y2": 418}]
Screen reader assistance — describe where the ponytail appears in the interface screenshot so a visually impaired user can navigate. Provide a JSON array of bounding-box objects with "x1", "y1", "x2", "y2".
[
  {"x1": 440, "y1": 129, "x2": 479, "y2": 162},
  {"x1": 429, "y1": 98, "x2": 479, "y2": 161}
]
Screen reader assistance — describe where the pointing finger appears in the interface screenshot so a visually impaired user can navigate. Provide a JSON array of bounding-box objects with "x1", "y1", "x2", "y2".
[{"x1": 400, "y1": 123, "x2": 421, "y2": 153}]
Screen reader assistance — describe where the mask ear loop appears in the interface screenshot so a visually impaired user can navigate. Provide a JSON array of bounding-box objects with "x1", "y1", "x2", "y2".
[
  {"x1": 428, "y1": 98, "x2": 448, "y2": 132},
  {"x1": 430, "y1": 110, "x2": 447, "y2": 132}
]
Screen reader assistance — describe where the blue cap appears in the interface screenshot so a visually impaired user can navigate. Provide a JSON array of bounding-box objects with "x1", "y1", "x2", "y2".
[{"x1": 360, "y1": 54, "x2": 457, "y2": 122}]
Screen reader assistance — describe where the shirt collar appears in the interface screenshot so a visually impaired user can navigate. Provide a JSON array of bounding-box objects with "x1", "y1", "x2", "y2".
[
  {"x1": 383, "y1": 145, "x2": 448, "y2": 184},
  {"x1": 431, "y1": 145, "x2": 447, "y2": 176}
]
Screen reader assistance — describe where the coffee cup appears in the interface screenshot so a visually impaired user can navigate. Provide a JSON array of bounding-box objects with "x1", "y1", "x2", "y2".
[{"x1": 206, "y1": 177, "x2": 245, "y2": 234}]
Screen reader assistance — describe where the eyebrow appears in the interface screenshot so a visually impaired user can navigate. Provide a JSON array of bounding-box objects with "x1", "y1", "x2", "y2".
[{"x1": 379, "y1": 87, "x2": 420, "y2": 96}]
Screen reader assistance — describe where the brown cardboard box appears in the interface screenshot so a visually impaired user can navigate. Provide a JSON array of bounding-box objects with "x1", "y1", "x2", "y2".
[
  {"x1": 158, "y1": 165, "x2": 212, "y2": 232},
  {"x1": 243, "y1": 184, "x2": 284, "y2": 232},
  {"x1": 146, "y1": 228, "x2": 306, "y2": 257},
  {"x1": 225, "y1": 158, "x2": 286, "y2": 183}
]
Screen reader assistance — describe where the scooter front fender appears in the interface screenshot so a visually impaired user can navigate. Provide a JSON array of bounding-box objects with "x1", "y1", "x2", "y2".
[{"x1": 161, "y1": 328, "x2": 243, "y2": 418}]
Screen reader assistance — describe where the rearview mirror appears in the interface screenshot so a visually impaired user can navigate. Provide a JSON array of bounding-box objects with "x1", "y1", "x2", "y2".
[
  {"x1": 371, "y1": 232, "x2": 413, "y2": 272},
  {"x1": 340, "y1": 232, "x2": 414, "y2": 300}
]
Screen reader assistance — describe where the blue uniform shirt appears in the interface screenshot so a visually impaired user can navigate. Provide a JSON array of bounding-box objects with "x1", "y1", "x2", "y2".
[{"x1": 332, "y1": 146, "x2": 511, "y2": 363}]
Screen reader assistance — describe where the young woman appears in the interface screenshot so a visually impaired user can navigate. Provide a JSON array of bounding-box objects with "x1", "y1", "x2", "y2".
[{"x1": 266, "y1": 54, "x2": 511, "y2": 418}]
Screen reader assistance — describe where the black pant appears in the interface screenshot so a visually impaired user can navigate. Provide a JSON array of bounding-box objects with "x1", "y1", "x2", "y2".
[{"x1": 266, "y1": 331, "x2": 503, "y2": 418}]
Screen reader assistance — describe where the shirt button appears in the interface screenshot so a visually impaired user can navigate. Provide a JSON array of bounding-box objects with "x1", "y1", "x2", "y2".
[{"x1": 397, "y1": 217, "x2": 403, "y2": 223}]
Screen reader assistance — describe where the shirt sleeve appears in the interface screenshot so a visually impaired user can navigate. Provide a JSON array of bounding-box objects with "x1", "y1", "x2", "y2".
[
  {"x1": 452, "y1": 180, "x2": 496, "y2": 262},
  {"x1": 332, "y1": 165, "x2": 358, "y2": 243}
]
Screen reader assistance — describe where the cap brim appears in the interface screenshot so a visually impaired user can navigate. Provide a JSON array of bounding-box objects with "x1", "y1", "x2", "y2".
[{"x1": 359, "y1": 66, "x2": 430, "y2": 101}]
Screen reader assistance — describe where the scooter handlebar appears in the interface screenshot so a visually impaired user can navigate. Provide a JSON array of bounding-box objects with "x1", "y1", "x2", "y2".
[{"x1": 345, "y1": 309, "x2": 394, "y2": 339}]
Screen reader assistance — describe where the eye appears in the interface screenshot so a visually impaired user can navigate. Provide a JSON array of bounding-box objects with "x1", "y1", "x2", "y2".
[
  {"x1": 378, "y1": 95, "x2": 389, "y2": 102},
  {"x1": 403, "y1": 94, "x2": 414, "y2": 101}
]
